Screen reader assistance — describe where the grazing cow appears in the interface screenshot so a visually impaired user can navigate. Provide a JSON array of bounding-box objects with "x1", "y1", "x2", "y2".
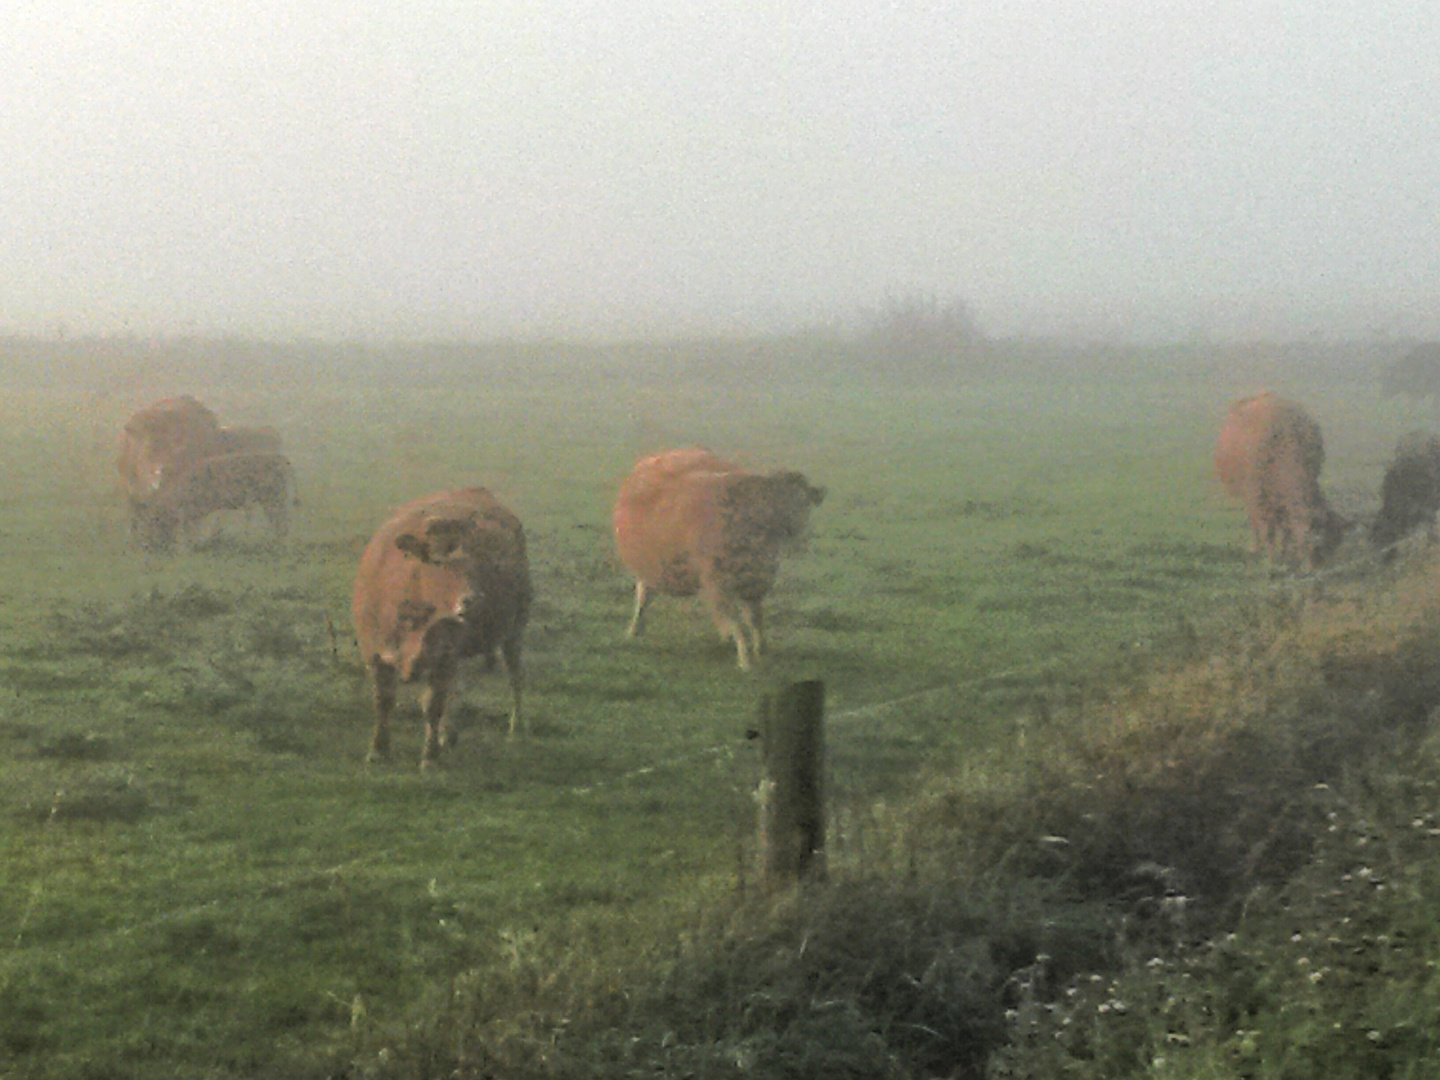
[
  {"x1": 1215, "y1": 392, "x2": 1349, "y2": 570},
  {"x1": 1370, "y1": 432, "x2": 1440, "y2": 555},
  {"x1": 117, "y1": 396, "x2": 221, "y2": 498},
  {"x1": 130, "y1": 452, "x2": 297, "y2": 553},
  {"x1": 119, "y1": 397, "x2": 287, "y2": 545},
  {"x1": 353, "y1": 488, "x2": 531, "y2": 769},
  {"x1": 614, "y1": 448, "x2": 825, "y2": 669}
]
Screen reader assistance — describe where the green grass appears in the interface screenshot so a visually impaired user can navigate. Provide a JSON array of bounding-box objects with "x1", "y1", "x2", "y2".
[{"x1": 0, "y1": 338, "x2": 1422, "y2": 1077}]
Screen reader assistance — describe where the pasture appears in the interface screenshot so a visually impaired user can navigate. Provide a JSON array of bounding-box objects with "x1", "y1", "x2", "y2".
[{"x1": 0, "y1": 338, "x2": 1430, "y2": 1078}]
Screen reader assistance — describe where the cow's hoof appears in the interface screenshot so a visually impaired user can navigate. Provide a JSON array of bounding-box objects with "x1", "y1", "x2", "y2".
[
  {"x1": 419, "y1": 758, "x2": 441, "y2": 773},
  {"x1": 366, "y1": 749, "x2": 388, "y2": 764}
]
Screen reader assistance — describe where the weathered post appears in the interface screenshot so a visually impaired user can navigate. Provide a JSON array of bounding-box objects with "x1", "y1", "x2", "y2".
[{"x1": 757, "y1": 679, "x2": 826, "y2": 887}]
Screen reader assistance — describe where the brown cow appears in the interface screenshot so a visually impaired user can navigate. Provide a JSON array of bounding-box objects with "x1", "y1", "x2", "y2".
[
  {"x1": 130, "y1": 452, "x2": 297, "y2": 553},
  {"x1": 117, "y1": 396, "x2": 221, "y2": 498},
  {"x1": 614, "y1": 448, "x2": 825, "y2": 669},
  {"x1": 353, "y1": 488, "x2": 531, "y2": 769},
  {"x1": 1215, "y1": 392, "x2": 1349, "y2": 569},
  {"x1": 119, "y1": 397, "x2": 287, "y2": 544}
]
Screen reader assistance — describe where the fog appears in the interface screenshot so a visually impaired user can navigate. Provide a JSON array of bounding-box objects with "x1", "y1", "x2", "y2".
[{"x1": 3, "y1": 1, "x2": 1437, "y2": 342}]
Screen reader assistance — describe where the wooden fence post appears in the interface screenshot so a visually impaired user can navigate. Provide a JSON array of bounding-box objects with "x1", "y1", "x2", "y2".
[{"x1": 757, "y1": 679, "x2": 826, "y2": 887}]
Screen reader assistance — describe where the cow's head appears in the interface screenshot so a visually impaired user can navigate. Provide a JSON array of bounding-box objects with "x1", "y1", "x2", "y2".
[
  {"x1": 765, "y1": 471, "x2": 825, "y2": 549},
  {"x1": 123, "y1": 405, "x2": 216, "y2": 494},
  {"x1": 391, "y1": 518, "x2": 481, "y2": 680},
  {"x1": 722, "y1": 471, "x2": 826, "y2": 553}
]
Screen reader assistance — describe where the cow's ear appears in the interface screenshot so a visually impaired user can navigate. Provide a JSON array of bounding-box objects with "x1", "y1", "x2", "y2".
[
  {"x1": 395, "y1": 533, "x2": 431, "y2": 562},
  {"x1": 809, "y1": 484, "x2": 827, "y2": 506}
]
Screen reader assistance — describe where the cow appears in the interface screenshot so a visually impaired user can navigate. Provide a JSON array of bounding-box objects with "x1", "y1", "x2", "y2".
[
  {"x1": 129, "y1": 452, "x2": 297, "y2": 553},
  {"x1": 352, "y1": 488, "x2": 531, "y2": 769},
  {"x1": 614, "y1": 448, "x2": 825, "y2": 669},
  {"x1": 119, "y1": 397, "x2": 287, "y2": 542},
  {"x1": 1214, "y1": 392, "x2": 1349, "y2": 570},
  {"x1": 1370, "y1": 431, "x2": 1440, "y2": 556},
  {"x1": 117, "y1": 396, "x2": 221, "y2": 499}
]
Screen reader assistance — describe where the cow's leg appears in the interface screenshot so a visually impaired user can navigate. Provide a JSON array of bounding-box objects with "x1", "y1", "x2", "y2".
[
  {"x1": 1247, "y1": 517, "x2": 1263, "y2": 557},
  {"x1": 263, "y1": 495, "x2": 289, "y2": 539},
  {"x1": 626, "y1": 580, "x2": 650, "y2": 638},
  {"x1": 703, "y1": 586, "x2": 751, "y2": 670},
  {"x1": 501, "y1": 634, "x2": 525, "y2": 739},
  {"x1": 419, "y1": 654, "x2": 458, "y2": 770},
  {"x1": 731, "y1": 622, "x2": 753, "y2": 670},
  {"x1": 368, "y1": 660, "x2": 398, "y2": 763},
  {"x1": 739, "y1": 602, "x2": 764, "y2": 657}
]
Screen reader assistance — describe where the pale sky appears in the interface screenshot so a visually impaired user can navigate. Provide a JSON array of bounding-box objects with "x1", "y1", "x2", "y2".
[{"x1": 3, "y1": 1, "x2": 1438, "y2": 340}]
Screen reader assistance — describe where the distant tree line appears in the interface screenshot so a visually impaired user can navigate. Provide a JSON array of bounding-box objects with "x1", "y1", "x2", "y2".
[{"x1": 856, "y1": 294, "x2": 984, "y2": 381}]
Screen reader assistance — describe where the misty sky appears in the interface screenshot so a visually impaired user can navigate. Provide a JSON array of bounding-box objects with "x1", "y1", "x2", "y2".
[{"x1": 3, "y1": 1, "x2": 1438, "y2": 340}]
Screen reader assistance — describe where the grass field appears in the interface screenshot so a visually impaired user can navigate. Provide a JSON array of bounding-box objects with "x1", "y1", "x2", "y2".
[{"x1": 0, "y1": 337, "x2": 1433, "y2": 1078}]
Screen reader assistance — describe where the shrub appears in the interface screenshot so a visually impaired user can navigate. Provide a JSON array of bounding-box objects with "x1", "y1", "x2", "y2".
[{"x1": 858, "y1": 295, "x2": 983, "y2": 381}]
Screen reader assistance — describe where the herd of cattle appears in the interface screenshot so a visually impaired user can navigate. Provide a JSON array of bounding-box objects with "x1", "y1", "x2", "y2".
[
  {"x1": 115, "y1": 391, "x2": 1439, "y2": 768},
  {"x1": 116, "y1": 396, "x2": 826, "y2": 768}
]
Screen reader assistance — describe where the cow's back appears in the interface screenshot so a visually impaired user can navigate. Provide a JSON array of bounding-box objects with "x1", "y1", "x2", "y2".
[
  {"x1": 171, "y1": 452, "x2": 292, "y2": 511},
  {"x1": 1215, "y1": 393, "x2": 1273, "y2": 497},
  {"x1": 1217, "y1": 391, "x2": 1345, "y2": 567},
  {"x1": 213, "y1": 425, "x2": 284, "y2": 457},
  {"x1": 614, "y1": 448, "x2": 738, "y2": 594}
]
